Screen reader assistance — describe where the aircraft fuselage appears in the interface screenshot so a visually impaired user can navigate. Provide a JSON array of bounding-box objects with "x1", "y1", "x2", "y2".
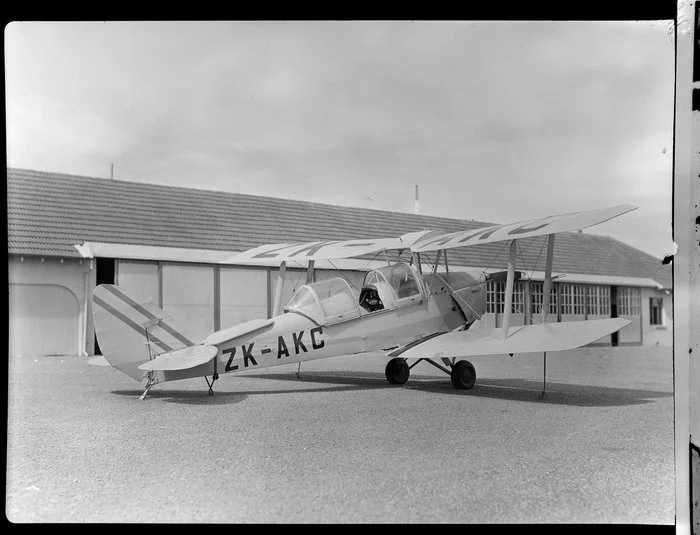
[{"x1": 159, "y1": 271, "x2": 482, "y2": 383}]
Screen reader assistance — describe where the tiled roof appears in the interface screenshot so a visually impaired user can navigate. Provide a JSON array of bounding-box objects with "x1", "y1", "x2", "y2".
[{"x1": 7, "y1": 167, "x2": 671, "y2": 288}]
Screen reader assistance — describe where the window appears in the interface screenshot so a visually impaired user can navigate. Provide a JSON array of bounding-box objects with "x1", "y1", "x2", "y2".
[
  {"x1": 512, "y1": 281, "x2": 526, "y2": 313},
  {"x1": 649, "y1": 297, "x2": 664, "y2": 326},
  {"x1": 587, "y1": 285, "x2": 610, "y2": 316},
  {"x1": 486, "y1": 280, "x2": 504, "y2": 313},
  {"x1": 487, "y1": 280, "x2": 526, "y2": 314},
  {"x1": 560, "y1": 284, "x2": 585, "y2": 315},
  {"x1": 617, "y1": 287, "x2": 641, "y2": 316},
  {"x1": 530, "y1": 281, "x2": 557, "y2": 316},
  {"x1": 573, "y1": 285, "x2": 585, "y2": 315}
]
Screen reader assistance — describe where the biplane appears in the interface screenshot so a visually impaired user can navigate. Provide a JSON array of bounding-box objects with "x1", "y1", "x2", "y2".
[{"x1": 89, "y1": 205, "x2": 635, "y2": 399}]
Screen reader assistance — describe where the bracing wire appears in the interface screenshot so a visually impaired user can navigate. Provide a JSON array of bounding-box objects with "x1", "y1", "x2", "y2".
[
  {"x1": 285, "y1": 260, "x2": 309, "y2": 293},
  {"x1": 493, "y1": 236, "x2": 549, "y2": 319},
  {"x1": 523, "y1": 237, "x2": 551, "y2": 325},
  {"x1": 426, "y1": 262, "x2": 486, "y2": 323}
]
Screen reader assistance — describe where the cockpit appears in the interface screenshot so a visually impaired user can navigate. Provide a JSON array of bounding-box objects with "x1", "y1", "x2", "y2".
[
  {"x1": 284, "y1": 277, "x2": 361, "y2": 326},
  {"x1": 359, "y1": 262, "x2": 424, "y2": 312},
  {"x1": 284, "y1": 262, "x2": 425, "y2": 326}
]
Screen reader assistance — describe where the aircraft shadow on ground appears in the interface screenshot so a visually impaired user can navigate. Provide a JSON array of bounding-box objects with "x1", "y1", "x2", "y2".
[
  {"x1": 109, "y1": 377, "x2": 388, "y2": 405},
  {"x1": 110, "y1": 389, "x2": 249, "y2": 405},
  {"x1": 110, "y1": 371, "x2": 672, "y2": 407},
  {"x1": 235, "y1": 371, "x2": 673, "y2": 407}
]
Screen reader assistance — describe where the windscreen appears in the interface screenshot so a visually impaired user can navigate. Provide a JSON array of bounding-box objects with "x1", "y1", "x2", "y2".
[
  {"x1": 285, "y1": 277, "x2": 359, "y2": 324},
  {"x1": 367, "y1": 263, "x2": 422, "y2": 300}
]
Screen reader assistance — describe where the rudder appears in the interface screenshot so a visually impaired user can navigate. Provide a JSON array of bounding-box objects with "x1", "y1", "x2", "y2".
[{"x1": 93, "y1": 284, "x2": 195, "y2": 382}]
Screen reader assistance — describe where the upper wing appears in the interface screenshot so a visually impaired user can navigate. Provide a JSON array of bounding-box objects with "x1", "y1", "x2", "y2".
[
  {"x1": 388, "y1": 318, "x2": 631, "y2": 359},
  {"x1": 411, "y1": 205, "x2": 637, "y2": 253},
  {"x1": 222, "y1": 231, "x2": 432, "y2": 263}
]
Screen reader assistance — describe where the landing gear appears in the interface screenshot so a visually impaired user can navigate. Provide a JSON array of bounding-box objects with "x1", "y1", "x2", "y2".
[
  {"x1": 204, "y1": 355, "x2": 220, "y2": 395},
  {"x1": 450, "y1": 360, "x2": 476, "y2": 390},
  {"x1": 385, "y1": 358, "x2": 410, "y2": 385},
  {"x1": 384, "y1": 356, "x2": 477, "y2": 390},
  {"x1": 204, "y1": 373, "x2": 219, "y2": 396}
]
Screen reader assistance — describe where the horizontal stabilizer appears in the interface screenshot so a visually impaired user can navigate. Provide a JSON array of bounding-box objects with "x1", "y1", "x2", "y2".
[
  {"x1": 204, "y1": 318, "x2": 274, "y2": 346},
  {"x1": 138, "y1": 344, "x2": 218, "y2": 372},
  {"x1": 87, "y1": 355, "x2": 111, "y2": 366},
  {"x1": 389, "y1": 318, "x2": 631, "y2": 359},
  {"x1": 93, "y1": 283, "x2": 196, "y2": 381}
]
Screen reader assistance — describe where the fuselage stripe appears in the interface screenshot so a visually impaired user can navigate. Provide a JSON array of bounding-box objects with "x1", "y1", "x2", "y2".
[
  {"x1": 102, "y1": 285, "x2": 194, "y2": 346},
  {"x1": 93, "y1": 294, "x2": 173, "y2": 353}
]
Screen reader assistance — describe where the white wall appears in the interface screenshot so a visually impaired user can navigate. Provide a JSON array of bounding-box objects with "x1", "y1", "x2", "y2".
[
  {"x1": 640, "y1": 287, "x2": 673, "y2": 347},
  {"x1": 220, "y1": 266, "x2": 268, "y2": 328},
  {"x1": 8, "y1": 256, "x2": 92, "y2": 357},
  {"x1": 161, "y1": 263, "x2": 215, "y2": 342},
  {"x1": 117, "y1": 260, "x2": 159, "y2": 304}
]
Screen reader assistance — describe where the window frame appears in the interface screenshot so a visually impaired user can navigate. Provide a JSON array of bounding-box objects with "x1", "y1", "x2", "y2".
[
  {"x1": 529, "y1": 280, "x2": 557, "y2": 317},
  {"x1": 618, "y1": 286, "x2": 641, "y2": 316},
  {"x1": 486, "y1": 279, "x2": 526, "y2": 314},
  {"x1": 587, "y1": 285, "x2": 611, "y2": 316}
]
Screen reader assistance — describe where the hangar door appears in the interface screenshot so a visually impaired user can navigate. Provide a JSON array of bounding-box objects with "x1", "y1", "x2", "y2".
[
  {"x1": 9, "y1": 283, "x2": 79, "y2": 357},
  {"x1": 616, "y1": 286, "x2": 642, "y2": 344}
]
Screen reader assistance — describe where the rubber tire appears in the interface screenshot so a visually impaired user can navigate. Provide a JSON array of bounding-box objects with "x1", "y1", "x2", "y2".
[
  {"x1": 450, "y1": 360, "x2": 476, "y2": 389},
  {"x1": 385, "y1": 358, "x2": 410, "y2": 385}
]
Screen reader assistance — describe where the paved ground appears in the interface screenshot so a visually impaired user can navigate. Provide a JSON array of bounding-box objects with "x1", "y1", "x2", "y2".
[{"x1": 6, "y1": 346, "x2": 675, "y2": 523}]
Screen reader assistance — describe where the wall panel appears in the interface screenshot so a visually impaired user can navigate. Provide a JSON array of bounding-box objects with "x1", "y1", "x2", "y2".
[
  {"x1": 9, "y1": 283, "x2": 79, "y2": 357},
  {"x1": 219, "y1": 267, "x2": 268, "y2": 328},
  {"x1": 116, "y1": 260, "x2": 159, "y2": 305},
  {"x1": 162, "y1": 264, "x2": 214, "y2": 341}
]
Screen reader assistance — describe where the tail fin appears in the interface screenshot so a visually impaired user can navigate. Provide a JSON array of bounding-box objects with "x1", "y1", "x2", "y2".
[{"x1": 92, "y1": 284, "x2": 195, "y2": 382}]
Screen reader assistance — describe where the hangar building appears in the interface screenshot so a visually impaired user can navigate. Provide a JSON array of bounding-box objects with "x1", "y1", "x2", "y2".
[{"x1": 7, "y1": 168, "x2": 672, "y2": 358}]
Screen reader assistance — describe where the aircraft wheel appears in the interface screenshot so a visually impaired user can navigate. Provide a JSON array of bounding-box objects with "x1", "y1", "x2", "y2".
[
  {"x1": 385, "y1": 358, "x2": 410, "y2": 385},
  {"x1": 450, "y1": 360, "x2": 476, "y2": 389}
]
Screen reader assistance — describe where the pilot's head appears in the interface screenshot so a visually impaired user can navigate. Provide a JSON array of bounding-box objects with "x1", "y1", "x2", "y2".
[{"x1": 364, "y1": 288, "x2": 382, "y2": 311}]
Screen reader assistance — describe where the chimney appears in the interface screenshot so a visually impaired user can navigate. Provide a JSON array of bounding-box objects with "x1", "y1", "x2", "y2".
[{"x1": 414, "y1": 185, "x2": 420, "y2": 215}]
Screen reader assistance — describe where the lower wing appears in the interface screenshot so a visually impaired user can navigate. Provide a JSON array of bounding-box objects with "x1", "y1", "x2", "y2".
[{"x1": 388, "y1": 318, "x2": 630, "y2": 359}]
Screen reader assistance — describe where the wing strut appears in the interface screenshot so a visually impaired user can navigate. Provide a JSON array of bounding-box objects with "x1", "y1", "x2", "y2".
[
  {"x1": 272, "y1": 261, "x2": 287, "y2": 317},
  {"x1": 540, "y1": 233, "x2": 555, "y2": 399},
  {"x1": 306, "y1": 260, "x2": 315, "y2": 284},
  {"x1": 541, "y1": 233, "x2": 556, "y2": 324},
  {"x1": 414, "y1": 252, "x2": 422, "y2": 274},
  {"x1": 502, "y1": 240, "x2": 517, "y2": 339},
  {"x1": 432, "y1": 250, "x2": 443, "y2": 273},
  {"x1": 540, "y1": 352, "x2": 548, "y2": 400}
]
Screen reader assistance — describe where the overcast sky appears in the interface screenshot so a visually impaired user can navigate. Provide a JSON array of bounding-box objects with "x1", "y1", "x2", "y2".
[{"x1": 5, "y1": 20, "x2": 675, "y2": 259}]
